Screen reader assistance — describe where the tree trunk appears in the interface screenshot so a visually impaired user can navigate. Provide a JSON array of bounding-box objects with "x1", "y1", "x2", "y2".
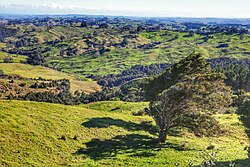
[{"x1": 158, "y1": 129, "x2": 167, "y2": 143}]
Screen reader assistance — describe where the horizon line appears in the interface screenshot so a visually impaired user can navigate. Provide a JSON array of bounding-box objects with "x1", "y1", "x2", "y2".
[{"x1": 0, "y1": 13, "x2": 249, "y2": 20}]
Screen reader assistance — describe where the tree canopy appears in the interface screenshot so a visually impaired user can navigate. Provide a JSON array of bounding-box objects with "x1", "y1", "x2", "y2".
[
  {"x1": 144, "y1": 51, "x2": 210, "y2": 101},
  {"x1": 144, "y1": 51, "x2": 232, "y2": 142}
]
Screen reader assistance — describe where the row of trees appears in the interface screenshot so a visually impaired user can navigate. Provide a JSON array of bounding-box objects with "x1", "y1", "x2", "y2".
[
  {"x1": 0, "y1": 26, "x2": 17, "y2": 42},
  {"x1": 19, "y1": 83, "x2": 144, "y2": 105},
  {"x1": 91, "y1": 63, "x2": 170, "y2": 88}
]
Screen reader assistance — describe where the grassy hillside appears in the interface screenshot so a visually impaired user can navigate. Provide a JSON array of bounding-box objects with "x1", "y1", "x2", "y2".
[
  {"x1": 3, "y1": 26, "x2": 249, "y2": 76},
  {"x1": 0, "y1": 100, "x2": 249, "y2": 166},
  {"x1": 0, "y1": 52, "x2": 27, "y2": 63},
  {"x1": 48, "y1": 30, "x2": 250, "y2": 76},
  {"x1": 0, "y1": 63, "x2": 101, "y2": 93}
]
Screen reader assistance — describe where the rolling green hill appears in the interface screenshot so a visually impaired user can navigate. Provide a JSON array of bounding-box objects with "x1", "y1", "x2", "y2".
[
  {"x1": 48, "y1": 30, "x2": 250, "y2": 76},
  {"x1": 0, "y1": 52, "x2": 27, "y2": 63},
  {"x1": 0, "y1": 63, "x2": 101, "y2": 94},
  {"x1": 2, "y1": 25, "x2": 249, "y2": 76},
  {"x1": 0, "y1": 100, "x2": 249, "y2": 166}
]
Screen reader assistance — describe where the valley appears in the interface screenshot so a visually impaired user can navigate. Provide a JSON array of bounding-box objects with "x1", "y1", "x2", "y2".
[{"x1": 0, "y1": 15, "x2": 249, "y2": 166}]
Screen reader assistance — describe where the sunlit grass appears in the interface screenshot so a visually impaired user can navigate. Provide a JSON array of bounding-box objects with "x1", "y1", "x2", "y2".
[
  {"x1": 0, "y1": 63, "x2": 101, "y2": 93},
  {"x1": 0, "y1": 100, "x2": 249, "y2": 166}
]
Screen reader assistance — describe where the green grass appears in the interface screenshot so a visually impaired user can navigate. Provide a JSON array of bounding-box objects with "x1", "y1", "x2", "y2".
[
  {"x1": 48, "y1": 30, "x2": 249, "y2": 76},
  {"x1": 0, "y1": 51, "x2": 27, "y2": 63},
  {"x1": 49, "y1": 47, "x2": 181, "y2": 76},
  {"x1": 0, "y1": 42, "x2": 6, "y2": 48},
  {"x1": 2, "y1": 26, "x2": 249, "y2": 77},
  {"x1": 0, "y1": 63, "x2": 69, "y2": 79},
  {"x1": 0, "y1": 63, "x2": 101, "y2": 93},
  {"x1": 0, "y1": 100, "x2": 249, "y2": 166}
]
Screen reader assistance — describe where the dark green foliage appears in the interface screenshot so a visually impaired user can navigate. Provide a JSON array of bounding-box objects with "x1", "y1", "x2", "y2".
[
  {"x1": 92, "y1": 63, "x2": 169, "y2": 88},
  {"x1": 182, "y1": 113, "x2": 222, "y2": 137},
  {"x1": 216, "y1": 61, "x2": 250, "y2": 92},
  {"x1": 0, "y1": 69, "x2": 3, "y2": 75},
  {"x1": 17, "y1": 79, "x2": 79, "y2": 105},
  {"x1": 144, "y1": 51, "x2": 210, "y2": 101},
  {"x1": 238, "y1": 93, "x2": 250, "y2": 118},
  {"x1": 27, "y1": 49, "x2": 45, "y2": 65},
  {"x1": 80, "y1": 21, "x2": 87, "y2": 27},
  {"x1": 27, "y1": 54, "x2": 45, "y2": 65},
  {"x1": 239, "y1": 100, "x2": 250, "y2": 117},
  {"x1": 22, "y1": 91, "x2": 79, "y2": 105},
  {"x1": 238, "y1": 94, "x2": 250, "y2": 156},
  {"x1": 18, "y1": 82, "x2": 26, "y2": 87},
  {"x1": 23, "y1": 92, "x2": 61, "y2": 103},
  {"x1": 29, "y1": 82, "x2": 39, "y2": 88},
  {"x1": 0, "y1": 27, "x2": 18, "y2": 41},
  {"x1": 188, "y1": 31, "x2": 195, "y2": 37},
  {"x1": 145, "y1": 52, "x2": 232, "y2": 142},
  {"x1": 3, "y1": 56, "x2": 13, "y2": 63}
]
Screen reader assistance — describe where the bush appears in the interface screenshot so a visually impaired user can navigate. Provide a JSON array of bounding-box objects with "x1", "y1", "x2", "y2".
[
  {"x1": 225, "y1": 107, "x2": 237, "y2": 114},
  {"x1": 239, "y1": 100, "x2": 250, "y2": 116},
  {"x1": 18, "y1": 83, "x2": 26, "y2": 87},
  {"x1": 3, "y1": 56, "x2": 13, "y2": 63},
  {"x1": 132, "y1": 109, "x2": 147, "y2": 116},
  {"x1": 0, "y1": 70, "x2": 4, "y2": 75}
]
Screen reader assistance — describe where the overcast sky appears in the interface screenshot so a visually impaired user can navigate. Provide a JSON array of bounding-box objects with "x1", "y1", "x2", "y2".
[{"x1": 0, "y1": 0, "x2": 249, "y2": 18}]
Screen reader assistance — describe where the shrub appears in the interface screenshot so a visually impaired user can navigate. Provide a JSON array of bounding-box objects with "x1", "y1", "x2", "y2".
[{"x1": 3, "y1": 56, "x2": 13, "y2": 63}]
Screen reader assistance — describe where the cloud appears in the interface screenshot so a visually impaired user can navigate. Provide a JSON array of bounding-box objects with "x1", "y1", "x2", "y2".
[
  {"x1": 0, "y1": 3, "x2": 101, "y2": 14},
  {"x1": 0, "y1": 2, "x2": 249, "y2": 18},
  {"x1": 44, "y1": 3, "x2": 100, "y2": 11}
]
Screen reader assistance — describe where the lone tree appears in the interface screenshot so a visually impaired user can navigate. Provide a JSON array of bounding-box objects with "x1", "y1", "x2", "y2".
[{"x1": 144, "y1": 52, "x2": 232, "y2": 142}]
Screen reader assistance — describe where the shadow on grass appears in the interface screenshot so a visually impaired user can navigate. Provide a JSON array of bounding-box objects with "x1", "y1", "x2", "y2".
[
  {"x1": 82, "y1": 117, "x2": 158, "y2": 135},
  {"x1": 74, "y1": 134, "x2": 189, "y2": 160},
  {"x1": 78, "y1": 117, "x2": 195, "y2": 160}
]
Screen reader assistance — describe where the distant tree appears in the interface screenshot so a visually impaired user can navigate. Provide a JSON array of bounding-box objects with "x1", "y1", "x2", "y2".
[
  {"x1": 27, "y1": 54, "x2": 45, "y2": 65},
  {"x1": 189, "y1": 31, "x2": 195, "y2": 37},
  {"x1": 60, "y1": 50, "x2": 66, "y2": 57},
  {"x1": 80, "y1": 21, "x2": 87, "y2": 27},
  {"x1": 60, "y1": 35, "x2": 66, "y2": 41},
  {"x1": 3, "y1": 56, "x2": 13, "y2": 63},
  {"x1": 240, "y1": 34, "x2": 244, "y2": 40},
  {"x1": 121, "y1": 38, "x2": 128, "y2": 47},
  {"x1": 218, "y1": 63, "x2": 250, "y2": 92},
  {"x1": 238, "y1": 93, "x2": 250, "y2": 116},
  {"x1": 145, "y1": 52, "x2": 232, "y2": 142},
  {"x1": 136, "y1": 26, "x2": 143, "y2": 33},
  {"x1": 99, "y1": 23, "x2": 108, "y2": 29},
  {"x1": 0, "y1": 69, "x2": 4, "y2": 75},
  {"x1": 74, "y1": 90, "x2": 81, "y2": 97},
  {"x1": 27, "y1": 48, "x2": 45, "y2": 65}
]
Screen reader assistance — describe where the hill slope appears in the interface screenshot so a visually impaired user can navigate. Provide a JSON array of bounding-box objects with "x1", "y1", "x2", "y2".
[
  {"x1": 0, "y1": 63, "x2": 101, "y2": 94},
  {"x1": 0, "y1": 100, "x2": 249, "y2": 166}
]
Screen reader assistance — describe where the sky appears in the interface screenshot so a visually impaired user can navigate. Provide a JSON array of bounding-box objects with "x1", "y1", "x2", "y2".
[{"x1": 0, "y1": 0, "x2": 249, "y2": 18}]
